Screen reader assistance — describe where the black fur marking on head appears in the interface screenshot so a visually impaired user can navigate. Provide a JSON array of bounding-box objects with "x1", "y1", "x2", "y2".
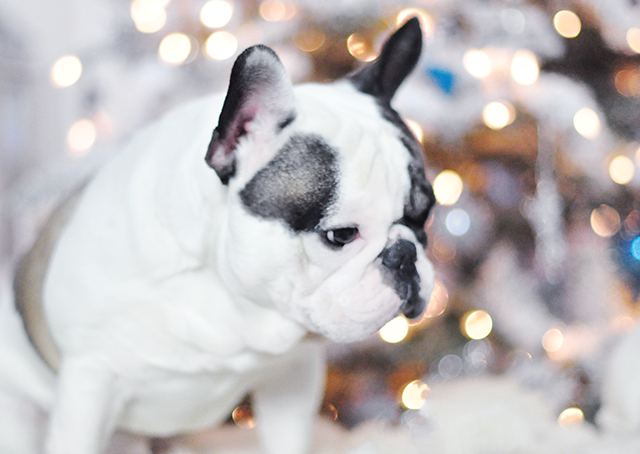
[
  {"x1": 240, "y1": 134, "x2": 338, "y2": 232},
  {"x1": 378, "y1": 102, "x2": 435, "y2": 247}
]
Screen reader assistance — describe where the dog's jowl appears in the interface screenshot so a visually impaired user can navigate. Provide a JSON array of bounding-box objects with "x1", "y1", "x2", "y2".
[{"x1": 0, "y1": 18, "x2": 435, "y2": 454}]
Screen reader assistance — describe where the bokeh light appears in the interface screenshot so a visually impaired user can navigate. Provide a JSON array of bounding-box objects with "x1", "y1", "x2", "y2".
[
  {"x1": 463, "y1": 49, "x2": 491, "y2": 79},
  {"x1": 631, "y1": 237, "x2": 640, "y2": 261},
  {"x1": 396, "y1": 8, "x2": 434, "y2": 37},
  {"x1": 293, "y1": 29, "x2": 325, "y2": 53},
  {"x1": 200, "y1": 0, "x2": 233, "y2": 28},
  {"x1": 573, "y1": 107, "x2": 601, "y2": 139},
  {"x1": 482, "y1": 101, "x2": 516, "y2": 130},
  {"x1": 401, "y1": 380, "x2": 429, "y2": 410},
  {"x1": 204, "y1": 31, "x2": 238, "y2": 60},
  {"x1": 501, "y1": 8, "x2": 525, "y2": 35},
  {"x1": 433, "y1": 170, "x2": 463, "y2": 206},
  {"x1": 609, "y1": 155, "x2": 635, "y2": 185},
  {"x1": 558, "y1": 407, "x2": 584, "y2": 427},
  {"x1": 67, "y1": 119, "x2": 97, "y2": 154},
  {"x1": 50, "y1": 55, "x2": 82, "y2": 88},
  {"x1": 379, "y1": 316, "x2": 409, "y2": 343},
  {"x1": 461, "y1": 310, "x2": 493, "y2": 340},
  {"x1": 445, "y1": 209, "x2": 471, "y2": 236},
  {"x1": 426, "y1": 280, "x2": 448, "y2": 318},
  {"x1": 627, "y1": 28, "x2": 640, "y2": 54},
  {"x1": 553, "y1": 10, "x2": 581, "y2": 38},
  {"x1": 405, "y1": 119, "x2": 424, "y2": 144},
  {"x1": 615, "y1": 68, "x2": 640, "y2": 97},
  {"x1": 347, "y1": 33, "x2": 377, "y2": 62},
  {"x1": 259, "y1": 0, "x2": 295, "y2": 21},
  {"x1": 232, "y1": 405, "x2": 256, "y2": 429},
  {"x1": 590, "y1": 205, "x2": 621, "y2": 238},
  {"x1": 130, "y1": 0, "x2": 167, "y2": 33},
  {"x1": 158, "y1": 33, "x2": 192, "y2": 65},
  {"x1": 542, "y1": 328, "x2": 563, "y2": 353},
  {"x1": 510, "y1": 49, "x2": 539, "y2": 85}
]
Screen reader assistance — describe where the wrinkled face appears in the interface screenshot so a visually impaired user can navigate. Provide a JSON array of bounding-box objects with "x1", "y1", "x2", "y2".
[{"x1": 220, "y1": 83, "x2": 435, "y2": 342}]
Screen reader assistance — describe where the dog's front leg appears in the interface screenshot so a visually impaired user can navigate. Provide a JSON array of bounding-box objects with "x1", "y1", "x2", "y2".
[
  {"x1": 253, "y1": 341, "x2": 326, "y2": 454},
  {"x1": 45, "y1": 357, "x2": 125, "y2": 454}
]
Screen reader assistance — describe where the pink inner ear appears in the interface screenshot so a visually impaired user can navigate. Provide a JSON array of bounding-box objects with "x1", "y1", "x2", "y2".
[{"x1": 229, "y1": 112, "x2": 255, "y2": 152}]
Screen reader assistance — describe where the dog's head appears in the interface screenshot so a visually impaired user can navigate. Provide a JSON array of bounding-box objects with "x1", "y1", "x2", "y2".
[{"x1": 206, "y1": 18, "x2": 436, "y2": 343}]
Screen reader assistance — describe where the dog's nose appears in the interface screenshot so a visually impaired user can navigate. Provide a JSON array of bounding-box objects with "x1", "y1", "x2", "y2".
[{"x1": 380, "y1": 239, "x2": 425, "y2": 319}]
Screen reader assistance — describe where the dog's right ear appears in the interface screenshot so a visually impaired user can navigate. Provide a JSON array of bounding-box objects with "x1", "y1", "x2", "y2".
[{"x1": 206, "y1": 45, "x2": 296, "y2": 185}]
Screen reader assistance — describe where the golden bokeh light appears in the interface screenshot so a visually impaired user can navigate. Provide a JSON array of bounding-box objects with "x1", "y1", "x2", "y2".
[
  {"x1": 433, "y1": 170, "x2": 464, "y2": 206},
  {"x1": 379, "y1": 316, "x2": 409, "y2": 343},
  {"x1": 558, "y1": 407, "x2": 584, "y2": 427},
  {"x1": 130, "y1": 0, "x2": 167, "y2": 33},
  {"x1": 200, "y1": 0, "x2": 233, "y2": 28},
  {"x1": 293, "y1": 29, "x2": 325, "y2": 53},
  {"x1": 482, "y1": 101, "x2": 516, "y2": 130},
  {"x1": 609, "y1": 155, "x2": 635, "y2": 185},
  {"x1": 204, "y1": 31, "x2": 238, "y2": 60},
  {"x1": 158, "y1": 33, "x2": 192, "y2": 65},
  {"x1": 590, "y1": 204, "x2": 621, "y2": 238},
  {"x1": 405, "y1": 118, "x2": 424, "y2": 143},
  {"x1": 553, "y1": 10, "x2": 581, "y2": 39},
  {"x1": 396, "y1": 8, "x2": 434, "y2": 37},
  {"x1": 426, "y1": 280, "x2": 448, "y2": 318},
  {"x1": 401, "y1": 380, "x2": 430, "y2": 410},
  {"x1": 615, "y1": 68, "x2": 640, "y2": 97},
  {"x1": 461, "y1": 310, "x2": 493, "y2": 340},
  {"x1": 232, "y1": 405, "x2": 256, "y2": 429},
  {"x1": 627, "y1": 28, "x2": 640, "y2": 54},
  {"x1": 510, "y1": 49, "x2": 539, "y2": 85},
  {"x1": 573, "y1": 107, "x2": 600, "y2": 139},
  {"x1": 259, "y1": 0, "x2": 295, "y2": 22},
  {"x1": 463, "y1": 49, "x2": 491, "y2": 79},
  {"x1": 542, "y1": 328, "x2": 563, "y2": 353},
  {"x1": 347, "y1": 33, "x2": 377, "y2": 62},
  {"x1": 67, "y1": 119, "x2": 97, "y2": 154},
  {"x1": 50, "y1": 55, "x2": 82, "y2": 88}
]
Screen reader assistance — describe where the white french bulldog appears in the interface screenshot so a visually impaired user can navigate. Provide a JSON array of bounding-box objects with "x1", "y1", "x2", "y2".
[{"x1": 0, "y1": 18, "x2": 435, "y2": 454}]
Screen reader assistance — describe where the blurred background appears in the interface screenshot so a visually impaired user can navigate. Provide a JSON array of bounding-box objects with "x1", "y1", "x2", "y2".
[{"x1": 2, "y1": 0, "x2": 640, "y2": 451}]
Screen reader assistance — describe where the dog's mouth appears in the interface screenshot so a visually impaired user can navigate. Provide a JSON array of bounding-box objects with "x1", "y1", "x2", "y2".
[{"x1": 401, "y1": 293, "x2": 426, "y2": 320}]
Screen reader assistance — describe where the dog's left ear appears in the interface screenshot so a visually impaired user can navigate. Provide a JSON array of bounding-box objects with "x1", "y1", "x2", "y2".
[
  {"x1": 206, "y1": 45, "x2": 296, "y2": 184},
  {"x1": 350, "y1": 17, "x2": 423, "y2": 103}
]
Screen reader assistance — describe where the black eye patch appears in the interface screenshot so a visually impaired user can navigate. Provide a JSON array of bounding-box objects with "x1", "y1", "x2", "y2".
[{"x1": 239, "y1": 134, "x2": 338, "y2": 232}]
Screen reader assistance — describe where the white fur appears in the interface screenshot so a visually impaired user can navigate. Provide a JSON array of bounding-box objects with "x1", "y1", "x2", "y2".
[{"x1": 0, "y1": 77, "x2": 434, "y2": 453}]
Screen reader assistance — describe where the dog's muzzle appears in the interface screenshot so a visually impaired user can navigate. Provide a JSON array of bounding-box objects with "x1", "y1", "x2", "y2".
[{"x1": 379, "y1": 239, "x2": 425, "y2": 319}]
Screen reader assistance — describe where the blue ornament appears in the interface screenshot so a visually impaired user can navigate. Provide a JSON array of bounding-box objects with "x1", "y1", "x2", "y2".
[{"x1": 426, "y1": 65, "x2": 456, "y2": 95}]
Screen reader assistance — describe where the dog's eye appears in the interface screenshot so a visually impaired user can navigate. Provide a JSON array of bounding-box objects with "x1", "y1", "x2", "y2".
[{"x1": 321, "y1": 227, "x2": 359, "y2": 248}]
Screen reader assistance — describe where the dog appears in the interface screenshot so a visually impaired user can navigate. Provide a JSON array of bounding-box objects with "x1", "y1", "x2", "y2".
[{"x1": 0, "y1": 17, "x2": 435, "y2": 454}]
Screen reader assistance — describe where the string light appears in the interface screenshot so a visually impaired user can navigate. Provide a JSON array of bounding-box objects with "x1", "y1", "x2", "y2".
[
  {"x1": 558, "y1": 407, "x2": 584, "y2": 427},
  {"x1": 426, "y1": 280, "x2": 448, "y2": 318},
  {"x1": 401, "y1": 380, "x2": 429, "y2": 410},
  {"x1": 130, "y1": 0, "x2": 167, "y2": 33},
  {"x1": 204, "y1": 31, "x2": 238, "y2": 60},
  {"x1": 542, "y1": 328, "x2": 563, "y2": 353},
  {"x1": 483, "y1": 101, "x2": 516, "y2": 130},
  {"x1": 461, "y1": 310, "x2": 493, "y2": 340},
  {"x1": 50, "y1": 55, "x2": 82, "y2": 88},
  {"x1": 158, "y1": 33, "x2": 192, "y2": 65},
  {"x1": 627, "y1": 28, "x2": 640, "y2": 54},
  {"x1": 379, "y1": 316, "x2": 409, "y2": 343},
  {"x1": 67, "y1": 119, "x2": 97, "y2": 154},
  {"x1": 433, "y1": 170, "x2": 463, "y2": 206},
  {"x1": 553, "y1": 10, "x2": 581, "y2": 38},
  {"x1": 615, "y1": 68, "x2": 640, "y2": 97},
  {"x1": 609, "y1": 155, "x2": 635, "y2": 185},
  {"x1": 590, "y1": 205, "x2": 621, "y2": 238},
  {"x1": 573, "y1": 108, "x2": 600, "y2": 139},
  {"x1": 510, "y1": 49, "x2": 539, "y2": 85},
  {"x1": 463, "y1": 49, "x2": 491, "y2": 79}
]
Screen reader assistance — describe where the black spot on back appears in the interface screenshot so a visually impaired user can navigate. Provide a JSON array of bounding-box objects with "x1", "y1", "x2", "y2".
[{"x1": 240, "y1": 134, "x2": 338, "y2": 232}]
